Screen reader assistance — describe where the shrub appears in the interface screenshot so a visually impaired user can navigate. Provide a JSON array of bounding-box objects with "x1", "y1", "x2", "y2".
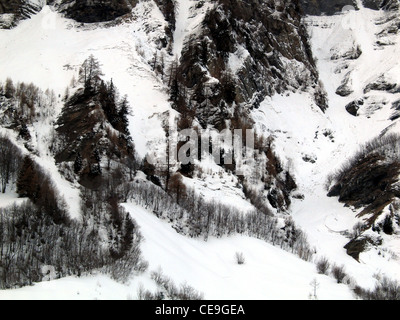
[
  {"x1": 354, "y1": 276, "x2": 400, "y2": 300},
  {"x1": 328, "y1": 133, "x2": 400, "y2": 185},
  {"x1": 316, "y1": 256, "x2": 330, "y2": 275},
  {"x1": 331, "y1": 264, "x2": 347, "y2": 284},
  {"x1": 150, "y1": 269, "x2": 204, "y2": 300},
  {"x1": 235, "y1": 252, "x2": 246, "y2": 265}
]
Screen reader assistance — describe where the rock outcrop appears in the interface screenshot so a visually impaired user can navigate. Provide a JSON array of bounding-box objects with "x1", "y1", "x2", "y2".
[
  {"x1": 0, "y1": 0, "x2": 139, "y2": 26},
  {"x1": 299, "y1": 0, "x2": 358, "y2": 15},
  {"x1": 327, "y1": 135, "x2": 400, "y2": 226},
  {"x1": 50, "y1": 0, "x2": 137, "y2": 23},
  {"x1": 0, "y1": 0, "x2": 43, "y2": 27},
  {"x1": 362, "y1": 0, "x2": 399, "y2": 10},
  {"x1": 173, "y1": 0, "x2": 326, "y2": 130}
]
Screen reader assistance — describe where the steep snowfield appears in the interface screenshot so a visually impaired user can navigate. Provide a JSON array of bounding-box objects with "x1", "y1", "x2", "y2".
[
  {"x1": 255, "y1": 4, "x2": 400, "y2": 289},
  {"x1": 0, "y1": 120, "x2": 82, "y2": 219},
  {"x1": 172, "y1": 0, "x2": 214, "y2": 59},
  {"x1": 0, "y1": 5, "x2": 171, "y2": 159},
  {"x1": 124, "y1": 203, "x2": 356, "y2": 300},
  {"x1": 0, "y1": 203, "x2": 355, "y2": 300}
]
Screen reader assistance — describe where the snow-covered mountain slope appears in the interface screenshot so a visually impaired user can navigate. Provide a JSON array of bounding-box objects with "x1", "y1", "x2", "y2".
[
  {"x1": 0, "y1": 202, "x2": 355, "y2": 300},
  {"x1": 266, "y1": 1, "x2": 400, "y2": 287},
  {"x1": 0, "y1": 1, "x2": 400, "y2": 300},
  {"x1": 0, "y1": 4, "x2": 172, "y2": 158}
]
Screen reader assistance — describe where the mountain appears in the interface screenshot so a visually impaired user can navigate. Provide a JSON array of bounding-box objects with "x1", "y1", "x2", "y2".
[{"x1": 0, "y1": 0, "x2": 399, "y2": 300}]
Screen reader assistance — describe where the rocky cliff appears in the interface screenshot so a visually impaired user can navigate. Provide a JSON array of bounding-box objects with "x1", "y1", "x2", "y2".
[
  {"x1": 49, "y1": 0, "x2": 138, "y2": 23},
  {"x1": 172, "y1": 0, "x2": 327, "y2": 131},
  {"x1": 300, "y1": 0, "x2": 358, "y2": 15}
]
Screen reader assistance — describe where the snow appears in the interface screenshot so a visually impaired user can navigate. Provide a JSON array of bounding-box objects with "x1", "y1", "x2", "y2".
[
  {"x1": 248, "y1": 4, "x2": 400, "y2": 291},
  {"x1": 182, "y1": 156, "x2": 255, "y2": 214},
  {"x1": 123, "y1": 203, "x2": 356, "y2": 300},
  {"x1": 0, "y1": 273, "x2": 155, "y2": 300},
  {"x1": 228, "y1": 45, "x2": 250, "y2": 74},
  {"x1": 0, "y1": 5, "x2": 171, "y2": 159},
  {"x1": 0, "y1": 203, "x2": 355, "y2": 300},
  {"x1": 278, "y1": 5, "x2": 400, "y2": 288},
  {"x1": 172, "y1": 0, "x2": 214, "y2": 59},
  {"x1": 0, "y1": 191, "x2": 26, "y2": 209}
]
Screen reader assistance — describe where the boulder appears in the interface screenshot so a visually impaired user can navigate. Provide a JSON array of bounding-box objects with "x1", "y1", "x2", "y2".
[{"x1": 345, "y1": 99, "x2": 364, "y2": 116}]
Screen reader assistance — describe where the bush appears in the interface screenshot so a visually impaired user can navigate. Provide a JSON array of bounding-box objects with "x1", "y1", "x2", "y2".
[
  {"x1": 331, "y1": 264, "x2": 347, "y2": 284},
  {"x1": 0, "y1": 134, "x2": 22, "y2": 194},
  {"x1": 328, "y1": 133, "x2": 400, "y2": 185},
  {"x1": 150, "y1": 268, "x2": 204, "y2": 300},
  {"x1": 316, "y1": 256, "x2": 330, "y2": 275},
  {"x1": 354, "y1": 276, "x2": 400, "y2": 300},
  {"x1": 235, "y1": 252, "x2": 246, "y2": 265},
  {"x1": 0, "y1": 198, "x2": 148, "y2": 289}
]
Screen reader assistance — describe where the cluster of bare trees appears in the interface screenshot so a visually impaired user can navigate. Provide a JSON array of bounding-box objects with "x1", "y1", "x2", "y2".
[
  {"x1": 0, "y1": 134, "x2": 22, "y2": 194},
  {"x1": 315, "y1": 255, "x2": 400, "y2": 300},
  {"x1": 0, "y1": 78, "x2": 57, "y2": 133},
  {"x1": 148, "y1": 268, "x2": 204, "y2": 300},
  {"x1": 354, "y1": 276, "x2": 400, "y2": 300},
  {"x1": 327, "y1": 133, "x2": 400, "y2": 187},
  {"x1": 16, "y1": 155, "x2": 69, "y2": 225},
  {"x1": 0, "y1": 197, "x2": 147, "y2": 289},
  {"x1": 0, "y1": 132, "x2": 147, "y2": 289},
  {"x1": 124, "y1": 177, "x2": 314, "y2": 262}
]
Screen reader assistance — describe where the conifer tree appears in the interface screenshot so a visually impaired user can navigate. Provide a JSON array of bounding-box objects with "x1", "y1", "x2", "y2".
[
  {"x1": 16, "y1": 156, "x2": 39, "y2": 200},
  {"x1": 118, "y1": 95, "x2": 130, "y2": 135},
  {"x1": 4, "y1": 78, "x2": 15, "y2": 99},
  {"x1": 74, "y1": 152, "x2": 83, "y2": 174},
  {"x1": 79, "y1": 54, "x2": 104, "y2": 93}
]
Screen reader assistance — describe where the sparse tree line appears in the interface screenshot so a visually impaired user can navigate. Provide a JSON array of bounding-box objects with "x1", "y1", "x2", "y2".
[
  {"x1": 0, "y1": 130, "x2": 147, "y2": 289},
  {"x1": 0, "y1": 186, "x2": 147, "y2": 289},
  {"x1": 0, "y1": 134, "x2": 22, "y2": 194},
  {"x1": 149, "y1": 112, "x2": 297, "y2": 215},
  {"x1": 137, "y1": 268, "x2": 204, "y2": 300},
  {"x1": 326, "y1": 133, "x2": 400, "y2": 189},
  {"x1": 122, "y1": 176, "x2": 314, "y2": 262},
  {"x1": 55, "y1": 55, "x2": 137, "y2": 186},
  {"x1": 315, "y1": 256, "x2": 400, "y2": 300},
  {"x1": 3, "y1": 52, "x2": 398, "y2": 299},
  {"x1": 0, "y1": 78, "x2": 57, "y2": 139},
  {"x1": 78, "y1": 54, "x2": 131, "y2": 136}
]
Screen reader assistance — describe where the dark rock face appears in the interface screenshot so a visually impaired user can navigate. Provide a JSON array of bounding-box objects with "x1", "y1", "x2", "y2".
[
  {"x1": 390, "y1": 100, "x2": 400, "y2": 120},
  {"x1": 175, "y1": 0, "x2": 326, "y2": 129},
  {"x1": 0, "y1": 0, "x2": 43, "y2": 27},
  {"x1": 152, "y1": 0, "x2": 175, "y2": 52},
  {"x1": 328, "y1": 152, "x2": 400, "y2": 224},
  {"x1": 0, "y1": 0, "x2": 21, "y2": 14},
  {"x1": 364, "y1": 78, "x2": 398, "y2": 94},
  {"x1": 344, "y1": 235, "x2": 382, "y2": 261},
  {"x1": 56, "y1": 88, "x2": 134, "y2": 188},
  {"x1": 54, "y1": 0, "x2": 137, "y2": 23},
  {"x1": 299, "y1": 0, "x2": 399, "y2": 15},
  {"x1": 344, "y1": 237, "x2": 368, "y2": 262},
  {"x1": 345, "y1": 99, "x2": 364, "y2": 116},
  {"x1": 331, "y1": 46, "x2": 362, "y2": 61},
  {"x1": 362, "y1": 0, "x2": 399, "y2": 10},
  {"x1": 336, "y1": 73, "x2": 354, "y2": 97},
  {"x1": 299, "y1": 0, "x2": 358, "y2": 15},
  {"x1": 328, "y1": 134, "x2": 400, "y2": 259},
  {"x1": 0, "y1": 0, "x2": 138, "y2": 25},
  {"x1": 153, "y1": 0, "x2": 175, "y2": 31}
]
